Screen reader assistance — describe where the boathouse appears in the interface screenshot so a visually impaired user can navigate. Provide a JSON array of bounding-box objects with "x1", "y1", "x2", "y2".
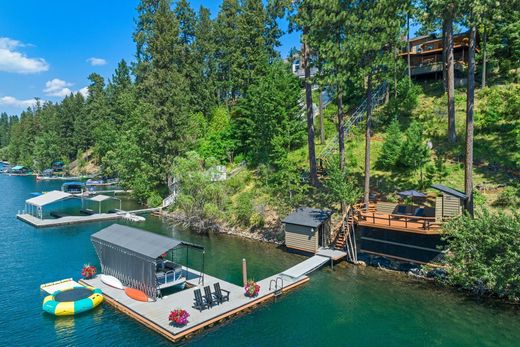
[
  {"x1": 91, "y1": 224, "x2": 205, "y2": 300},
  {"x1": 283, "y1": 207, "x2": 332, "y2": 254}
]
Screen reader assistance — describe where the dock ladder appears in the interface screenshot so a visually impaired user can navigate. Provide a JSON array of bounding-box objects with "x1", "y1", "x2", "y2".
[{"x1": 269, "y1": 276, "x2": 284, "y2": 299}]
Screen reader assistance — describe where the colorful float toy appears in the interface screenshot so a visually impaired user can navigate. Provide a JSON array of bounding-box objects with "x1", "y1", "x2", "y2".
[{"x1": 42, "y1": 285, "x2": 103, "y2": 316}]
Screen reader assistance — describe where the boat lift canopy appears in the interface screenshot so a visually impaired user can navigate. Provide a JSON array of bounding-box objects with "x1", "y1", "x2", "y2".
[
  {"x1": 25, "y1": 190, "x2": 74, "y2": 219},
  {"x1": 91, "y1": 224, "x2": 204, "y2": 300},
  {"x1": 87, "y1": 194, "x2": 121, "y2": 213}
]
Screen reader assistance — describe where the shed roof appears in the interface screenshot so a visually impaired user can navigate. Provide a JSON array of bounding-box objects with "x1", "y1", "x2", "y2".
[
  {"x1": 26, "y1": 190, "x2": 72, "y2": 207},
  {"x1": 282, "y1": 207, "x2": 332, "y2": 228},
  {"x1": 91, "y1": 224, "x2": 183, "y2": 259},
  {"x1": 431, "y1": 184, "x2": 467, "y2": 200},
  {"x1": 12, "y1": 165, "x2": 25, "y2": 170}
]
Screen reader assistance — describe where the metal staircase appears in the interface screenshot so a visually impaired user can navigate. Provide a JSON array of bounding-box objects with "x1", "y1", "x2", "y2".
[{"x1": 318, "y1": 82, "x2": 388, "y2": 160}]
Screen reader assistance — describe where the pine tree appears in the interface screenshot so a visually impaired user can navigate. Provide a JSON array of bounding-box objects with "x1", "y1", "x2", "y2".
[{"x1": 377, "y1": 118, "x2": 403, "y2": 169}]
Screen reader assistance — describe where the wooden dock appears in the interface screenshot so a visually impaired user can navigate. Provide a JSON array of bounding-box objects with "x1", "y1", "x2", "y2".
[
  {"x1": 16, "y1": 213, "x2": 122, "y2": 228},
  {"x1": 80, "y1": 267, "x2": 309, "y2": 343}
]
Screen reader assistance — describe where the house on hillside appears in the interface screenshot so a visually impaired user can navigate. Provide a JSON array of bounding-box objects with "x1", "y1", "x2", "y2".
[{"x1": 400, "y1": 32, "x2": 478, "y2": 83}]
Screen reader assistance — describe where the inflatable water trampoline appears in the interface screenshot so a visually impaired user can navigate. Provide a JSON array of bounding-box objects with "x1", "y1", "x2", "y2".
[{"x1": 43, "y1": 285, "x2": 103, "y2": 316}]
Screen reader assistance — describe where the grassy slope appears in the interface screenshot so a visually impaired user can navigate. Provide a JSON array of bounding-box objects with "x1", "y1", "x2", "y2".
[{"x1": 291, "y1": 81, "x2": 519, "y2": 208}]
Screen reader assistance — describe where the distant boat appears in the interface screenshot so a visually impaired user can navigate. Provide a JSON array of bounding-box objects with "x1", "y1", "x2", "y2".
[
  {"x1": 62, "y1": 181, "x2": 86, "y2": 194},
  {"x1": 122, "y1": 213, "x2": 146, "y2": 222},
  {"x1": 86, "y1": 178, "x2": 119, "y2": 186},
  {"x1": 36, "y1": 175, "x2": 83, "y2": 181}
]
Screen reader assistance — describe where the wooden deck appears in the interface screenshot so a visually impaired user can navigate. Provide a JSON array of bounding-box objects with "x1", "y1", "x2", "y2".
[
  {"x1": 17, "y1": 213, "x2": 122, "y2": 227},
  {"x1": 80, "y1": 267, "x2": 309, "y2": 343},
  {"x1": 356, "y1": 211, "x2": 442, "y2": 234}
]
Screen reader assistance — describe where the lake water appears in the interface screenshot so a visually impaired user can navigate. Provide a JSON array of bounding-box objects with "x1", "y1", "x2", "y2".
[{"x1": 1, "y1": 175, "x2": 519, "y2": 346}]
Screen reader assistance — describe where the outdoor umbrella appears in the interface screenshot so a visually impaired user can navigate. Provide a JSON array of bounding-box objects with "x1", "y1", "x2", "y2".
[{"x1": 397, "y1": 190, "x2": 426, "y2": 208}]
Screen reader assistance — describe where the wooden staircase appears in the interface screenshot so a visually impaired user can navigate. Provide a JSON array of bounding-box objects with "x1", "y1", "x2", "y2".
[
  {"x1": 332, "y1": 207, "x2": 358, "y2": 263},
  {"x1": 334, "y1": 213, "x2": 355, "y2": 249}
]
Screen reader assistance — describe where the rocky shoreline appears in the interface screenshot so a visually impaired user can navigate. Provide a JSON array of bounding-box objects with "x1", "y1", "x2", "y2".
[{"x1": 157, "y1": 210, "x2": 285, "y2": 245}]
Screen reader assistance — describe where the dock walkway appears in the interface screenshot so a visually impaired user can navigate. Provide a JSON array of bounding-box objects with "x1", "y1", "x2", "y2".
[
  {"x1": 17, "y1": 213, "x2": 121, "y2": 227},
  {"x1": 81, "y1": 266, "x2": 308, "y2": 342}
]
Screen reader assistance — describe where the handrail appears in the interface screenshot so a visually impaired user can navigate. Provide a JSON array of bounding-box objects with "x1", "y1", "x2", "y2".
[{"x1": 357, "y1": 210, "x2": 441, "y2": 230}]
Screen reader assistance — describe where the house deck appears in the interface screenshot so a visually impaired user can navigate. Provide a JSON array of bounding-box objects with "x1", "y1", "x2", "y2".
[{"x1": 80, "y1": 266, "x2": 309, "y2": 343}]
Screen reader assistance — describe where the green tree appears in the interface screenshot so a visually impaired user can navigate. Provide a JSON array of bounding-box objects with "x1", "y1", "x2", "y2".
[
  {"x1": 400, "y1": 120, "x2": 430, "y2": 170},
  {"x1": 234, "y1": 61, "x2": 303, "y2": 164},
  {"x1": 377, "y1": 118, "x2": 403, "y2": 169},
  {"x1": 442, "y1": 209, "x2": 520, "y2": 301}
]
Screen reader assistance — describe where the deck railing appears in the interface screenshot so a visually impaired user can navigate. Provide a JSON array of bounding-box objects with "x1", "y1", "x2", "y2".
[{"x1": 353, "y1": 203, "x2": 442, "y2": 232}]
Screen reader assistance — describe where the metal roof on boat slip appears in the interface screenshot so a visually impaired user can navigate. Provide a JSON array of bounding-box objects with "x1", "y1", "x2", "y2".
[
  {"x1": 25, "y1": 190, "x2": 72, "y2": 207},
  {"x1": 91, "y1": 224, "x2": 185, "y2": 259}
]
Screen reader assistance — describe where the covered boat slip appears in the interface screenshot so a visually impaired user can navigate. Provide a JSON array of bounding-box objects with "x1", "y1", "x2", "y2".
[
  {"x1": 91, "y1": 224, "x2": 205, "y2": 300},
  {"x1": 17, "y1": 190, "x2": 124, "y2": 227}
]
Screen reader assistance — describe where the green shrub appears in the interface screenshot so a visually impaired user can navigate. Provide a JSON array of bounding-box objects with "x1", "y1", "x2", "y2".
[
  {"x1": 146, "y1": 191, "x2": 163, "y2": 208},
  {"x1": 493, "y1": 186, "x2": 519, "y2": 208},
  {"x1": 234, "y1": 191, "x2": 255, "y2": 226},
  {"x1": 249, "y1": 212, "x2": 265, "y2": 229},
  {"x1": 442, "y1": 209, "x2": 520, "y2": 301}
]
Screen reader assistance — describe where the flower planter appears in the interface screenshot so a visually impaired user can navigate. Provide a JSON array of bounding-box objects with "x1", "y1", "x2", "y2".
[
  {"x1": 169, "y1": 309, "x2": 190, "y2": 327},
  {"x1": 244, "y1": 280, "x2": 260, "y2": 298},
  {"x1": 82, "y1": 264, "x2": 97, "y2": 279}
]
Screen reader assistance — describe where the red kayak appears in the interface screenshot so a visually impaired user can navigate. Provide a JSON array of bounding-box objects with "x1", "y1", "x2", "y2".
[{"x1": 125, "y1": 287, "x2": 149, "y2": 302}]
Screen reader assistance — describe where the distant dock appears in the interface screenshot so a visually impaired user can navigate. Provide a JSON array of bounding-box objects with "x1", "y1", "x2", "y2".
[
  {"x1": 81, "y1": 267, "x2": 309, "y2": 343},
  {"x1": 17, "y1": 213, "x2": 122, "y2": 227}
]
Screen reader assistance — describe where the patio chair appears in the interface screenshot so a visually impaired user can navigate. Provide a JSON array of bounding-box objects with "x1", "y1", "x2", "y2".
[
  {"x1": 213, "y1": 282, "x2": 230, "y2": 304},
  {"x1": 204, "y1": 285, "x2": 218, "y2": 308},
  {"x1": 193, "y1": 288, "x2": 208, "y2": 312}
]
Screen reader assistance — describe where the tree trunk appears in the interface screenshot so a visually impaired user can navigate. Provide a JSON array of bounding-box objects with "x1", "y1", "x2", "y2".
[
  {"x1": 446, "y1": 15, "x2": 457, "y2": 143},
  {"x1": 465, "y1": 25, "x2": 476, "y2": 217},
  {"x1": 407, "y1": 14, "x2": 411, "y2": 80},
  {"x1": 364, "y1": 73, "x2": 372, "y2": 210},
  {"x1": 337, "y1": 88, "x2": 345, "y2": 171},
  {"x1": 442, "y1": 19, "x2": 447, "y2": 93},
  {"x1": 319, "y1": 88, "x2": 325, "y2": 145},
  {"x1": 303, "y1": 39, "x2": 318, "y2": 187},
  {"x1": 481, "y1": 23, "x2": 487, "y2": 89},
  {"x1": 394, "y1": 47, "x2": 398, "y2": 98}
]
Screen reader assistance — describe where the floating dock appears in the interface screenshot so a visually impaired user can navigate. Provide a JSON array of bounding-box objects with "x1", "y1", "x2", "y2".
[
  {"x1": 17, "y1": 213, "x2": 122, "y2": 227},
  {"x1": 80, "y1": 267, "x2": 309, "y2": 343}
]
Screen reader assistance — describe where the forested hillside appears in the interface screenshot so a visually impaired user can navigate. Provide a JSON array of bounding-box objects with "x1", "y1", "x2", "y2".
[{"x1": 0, "y1": 0, "x2": 518, "y2": 219}]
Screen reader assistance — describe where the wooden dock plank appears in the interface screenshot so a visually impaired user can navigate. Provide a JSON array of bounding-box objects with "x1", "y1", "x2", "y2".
[{"x1": 80, "y1": 267, "x2": 309, "y2": 342}]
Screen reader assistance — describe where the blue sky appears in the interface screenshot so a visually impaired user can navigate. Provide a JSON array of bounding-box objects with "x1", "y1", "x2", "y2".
[{"x1": 0, "y1": 1, "x2": 299, "y2": 115}]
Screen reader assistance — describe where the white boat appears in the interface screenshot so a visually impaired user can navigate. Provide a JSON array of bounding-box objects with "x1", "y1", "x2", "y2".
[
  {"x1": 123, "y1": 213, "x2": 146, "y2": 222},
  {"x1": 100, "y1": 274, "x2": 124, "y2": 290}
]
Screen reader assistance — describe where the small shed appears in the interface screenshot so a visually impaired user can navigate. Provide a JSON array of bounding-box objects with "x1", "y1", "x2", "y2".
[
  {"x1": 282, "y1": 207, "x2": 332, "y2": 254},
  {"x1": 432, "y1": 184, "x2": 467, "y2": 221}
]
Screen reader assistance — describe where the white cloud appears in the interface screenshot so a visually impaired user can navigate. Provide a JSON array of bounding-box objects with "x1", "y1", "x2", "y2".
[
  {"x1": 0, "y1": 37, "x2": 49, "y2": 74},
  {"x1": 78, "y1": 86, "x2": 89, "y2": 97},
  {"x1": 0, "y1": 96, "x2": 38, "y2": 108},
  {"x1": 43, "y1": 79, "x2": 89, "y2": 98},
  {"x1": 43, "y1": 78, "x2": 73, "y2": 97},
  {"x1": 87, "y1": 57, "x2": 107, "y2": 66}
]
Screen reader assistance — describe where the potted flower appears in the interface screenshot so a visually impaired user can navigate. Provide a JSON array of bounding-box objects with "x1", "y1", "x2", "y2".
[
  {"x1": 244, "y1": 279, "x2": 260, "y2": 298},
  {"x1": 81, "y1": 264, "x2": 97, "y2": 279},
  {"x1": 169, "y1": 309, "x2": 190, "y2": 327}
]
